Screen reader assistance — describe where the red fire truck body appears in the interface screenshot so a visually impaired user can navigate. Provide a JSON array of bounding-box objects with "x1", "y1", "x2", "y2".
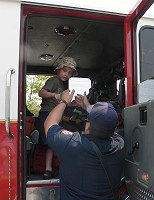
[{"x1": 0, "y1": 0, "x2": 154, "y2": 199}]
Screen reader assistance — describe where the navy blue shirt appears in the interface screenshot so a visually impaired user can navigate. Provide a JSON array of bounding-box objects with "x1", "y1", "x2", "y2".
[{"x1": 47, "y1": 125, "x2": 125, "y2": 200}]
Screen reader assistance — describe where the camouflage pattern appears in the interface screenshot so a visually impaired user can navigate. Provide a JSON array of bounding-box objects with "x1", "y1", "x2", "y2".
[{"x1": 55, "y1": 57, "x2": 78, "y2": 76}]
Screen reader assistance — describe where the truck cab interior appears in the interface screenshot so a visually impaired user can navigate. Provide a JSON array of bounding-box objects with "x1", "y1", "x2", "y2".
[{"x1": 24, "y1": 9, "x2": 125, "y2": 199}]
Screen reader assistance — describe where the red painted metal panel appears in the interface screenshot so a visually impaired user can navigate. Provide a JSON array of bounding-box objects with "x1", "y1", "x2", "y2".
[
  {"x1": 125, "y1": 0, "x2": 154, "y2": 23},
  {"x1": 124, "y1": 0, "x2": 154, "y2": 106},
  {"x1": 0, "y1": 122, "x2": 18, "y2": 200},
  {"x1": 22, "y1": 5, "x2": 125, "y2": 23},
  {"x1": 27, "y1": 183, "x2": 60, "y2": 188}
]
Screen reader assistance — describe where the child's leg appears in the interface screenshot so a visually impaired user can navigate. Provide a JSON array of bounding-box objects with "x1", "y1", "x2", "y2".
[
  {"x1": 43, "y1": 148, "x2": 58, "y2": 179},
  {"x1": 45, "y1": 148, "x2": 53, "y2": 171}
]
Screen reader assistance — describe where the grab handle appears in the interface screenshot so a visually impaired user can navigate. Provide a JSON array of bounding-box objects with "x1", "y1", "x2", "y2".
[{"x1": 5, "y1": 68, "x2": 15, "y2": 138}]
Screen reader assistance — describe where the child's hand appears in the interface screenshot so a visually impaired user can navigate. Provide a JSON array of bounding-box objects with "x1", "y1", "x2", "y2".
[
  {"x1": 75, "y1": 94, "x2": 84, "y2": 108},
  {"x1": 54, "y1": 93, "x2": 61, "y2": 100},
  {"x1": 61, "y1": 89, "x2": 75, "y2": 104},
  {"x1": 75, "y1": 92, "x2": 90, "y2": 110}
]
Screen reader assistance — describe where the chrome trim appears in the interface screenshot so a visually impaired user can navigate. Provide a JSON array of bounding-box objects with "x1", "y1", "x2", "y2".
[{"x1": 5, "y1": 68, "x2": 15, "y2": 138}]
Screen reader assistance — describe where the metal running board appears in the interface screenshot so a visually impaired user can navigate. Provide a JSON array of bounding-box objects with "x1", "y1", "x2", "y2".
[{"x1": 26, "y1": 179, "x2": 60, "y2": 200}]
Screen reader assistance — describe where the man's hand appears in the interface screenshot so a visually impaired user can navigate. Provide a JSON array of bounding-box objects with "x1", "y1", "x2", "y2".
[
  {"x1": 44, "y1": 89, "x2": 75, "y2": 135},
  {"x1": 75, "y1": 92, "x2": 90, "y2": 110},
  {"x1": 61, "y1": 89, "x2": 75, "y2": 104}
]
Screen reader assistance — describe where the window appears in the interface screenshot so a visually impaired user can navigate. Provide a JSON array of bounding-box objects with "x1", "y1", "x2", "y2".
[
  {"x1": 69, "y1": 77, "x2": 91, "y2": 99},
  {"x1": 139, "y1": 26, "x2": 154, "y2": 82}
]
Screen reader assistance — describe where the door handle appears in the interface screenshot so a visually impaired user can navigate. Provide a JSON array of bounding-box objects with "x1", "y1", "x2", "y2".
[
  {"x1": 5, "y1": 68, "x2": 15, "y2": 138},
  {"x1": 128, "y1": 141, "x2": 139, "y2": 155}
]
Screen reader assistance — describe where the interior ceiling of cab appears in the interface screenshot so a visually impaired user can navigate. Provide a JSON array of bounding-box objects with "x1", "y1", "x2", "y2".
[{"x1": 26, "y1": 15, "x2": 124, "y2": 76}]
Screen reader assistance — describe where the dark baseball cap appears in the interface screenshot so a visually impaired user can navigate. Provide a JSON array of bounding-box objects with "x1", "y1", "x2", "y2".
[{"x1": 87, "y1": 102, "x2": 118, "y2": 136}]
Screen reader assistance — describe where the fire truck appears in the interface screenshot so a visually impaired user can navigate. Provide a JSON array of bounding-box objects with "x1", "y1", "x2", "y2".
[{"x1": 1, "y1": 0, "x2": 154, "y2": 199}]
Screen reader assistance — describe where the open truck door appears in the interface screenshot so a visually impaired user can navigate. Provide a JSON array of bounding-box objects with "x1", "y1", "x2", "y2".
[{"x1": 124, "y1": 0, "x2": 154, "y2": 199}]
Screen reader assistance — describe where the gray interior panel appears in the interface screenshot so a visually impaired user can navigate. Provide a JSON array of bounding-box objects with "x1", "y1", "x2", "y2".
[{"x1": 124, "y1": 100, "x2": 154, "y2": 192}]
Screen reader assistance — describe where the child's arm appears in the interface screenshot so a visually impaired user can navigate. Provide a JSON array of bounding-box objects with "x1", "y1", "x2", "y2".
[{"x1": 39, "y1": 88, "x2": 61, "y2": 99}]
